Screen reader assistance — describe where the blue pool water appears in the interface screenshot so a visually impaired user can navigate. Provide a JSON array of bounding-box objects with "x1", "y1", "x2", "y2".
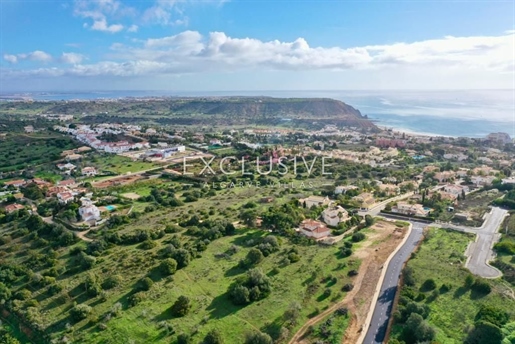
[{"x1": 106, "y1": 205, "x2": 116, "y2": 211}]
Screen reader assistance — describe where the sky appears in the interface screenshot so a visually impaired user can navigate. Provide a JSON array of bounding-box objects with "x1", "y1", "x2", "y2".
[{"x1": 0, "y1": 0, "x2": 514, "y2": 92}]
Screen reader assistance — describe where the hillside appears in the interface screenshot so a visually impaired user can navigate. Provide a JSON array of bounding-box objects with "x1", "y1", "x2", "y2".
[{"x1": 0, "y1": 97, "x2": 377, "y2": 130}]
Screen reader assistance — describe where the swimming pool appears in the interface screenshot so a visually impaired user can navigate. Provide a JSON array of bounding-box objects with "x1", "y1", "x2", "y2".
[{"x1": 106, "y1": 205, "x2": 116, "y2": 211}]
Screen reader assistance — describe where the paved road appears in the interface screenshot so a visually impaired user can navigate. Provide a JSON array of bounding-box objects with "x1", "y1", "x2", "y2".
[
  {"x1": 362, "y1": 221, "x2": 426, "y2": 344},
  {"x1": 436, "y1": 207, "x2": 508, "y2": 278}
]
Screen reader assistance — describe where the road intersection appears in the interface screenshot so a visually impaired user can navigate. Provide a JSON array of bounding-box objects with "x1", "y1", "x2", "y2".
[{"x1": 360, "y1": 206, "x2": 508, "y2": 343}]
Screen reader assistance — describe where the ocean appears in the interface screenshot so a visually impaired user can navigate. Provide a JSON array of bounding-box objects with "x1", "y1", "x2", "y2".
[{"x1": 1, "y1": 89, "x2": 513, "y2": 138}]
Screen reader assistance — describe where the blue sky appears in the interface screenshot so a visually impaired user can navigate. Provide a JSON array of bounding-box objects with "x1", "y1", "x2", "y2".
[{"x1": 0, "y1": 0, "x2": 514, "y2": 91}]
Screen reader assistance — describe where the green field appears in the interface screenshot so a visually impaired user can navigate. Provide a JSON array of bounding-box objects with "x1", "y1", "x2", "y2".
[
  {"x1": 0, "y1": 223, "x2": 360, "y2": 343},
  {"x1": 389, "y1": 228, "x2": 515, "y2": 344},
  {"x1": 84, "y1": 154, "x2": 160, "y2": 175},
  {"x1": 0, "y1": 133, "x2": 77, "y2": 172}
]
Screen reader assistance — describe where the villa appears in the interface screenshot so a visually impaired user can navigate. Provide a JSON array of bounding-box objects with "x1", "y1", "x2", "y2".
[
  {"x1": 322, "y1": 204, "x2": 349, "y2": 227},
  {"x1": 5, "y1": 203, "x2": 25, "y2": 213},
  {"x1": 82, "y1": 167, "x2": 98, "y2": 177},
  {"x1": 392, "y1": 202, "x2": 430, "y2": 217},
  {"x1": 334, "y1": 185, "x2": 358, "y2": 195},
  {"x1": 353, "y1": 193, "x2": 375, "y2": 211},
  {"x1": 300, "y1": 195, "x2": 331, "y2": 209},
  {"x1": 79, "y1": 198, "x2": 101, "y2": 223},
  {"x1": 299, "y1": 219, "x2": 331, "y2": 239}
]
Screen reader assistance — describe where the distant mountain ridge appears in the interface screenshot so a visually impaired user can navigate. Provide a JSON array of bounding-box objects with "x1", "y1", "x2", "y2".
[{"x1": 0, "y1": 97, "x2": 377, "y2": 129}]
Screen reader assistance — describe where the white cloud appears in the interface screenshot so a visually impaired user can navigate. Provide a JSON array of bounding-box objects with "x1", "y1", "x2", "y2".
[
  {"x1": 127, "y1": 24, "x2": 139, "y2": 33},
  {"x1": 3, "y1": 31, "x2": 514, "y2": 86},
  {"x1": 3, "y1": 54, "x2": 18, "y2": 64},
  {"x1": 17, "y1": 50, "x2": 53, "y2": 63},
  {"x1": 74, "y1": 0, "x2": 132, "y2": 33},
  {"x1": 90, "y1": 18, "x2": 124, "y2": 33},
  {"x1": 61, "y1": 52, "x2": 85, "y2": 64},
  {"x1": 142, "y1": 0, "x2": 190, "y2": 26}
]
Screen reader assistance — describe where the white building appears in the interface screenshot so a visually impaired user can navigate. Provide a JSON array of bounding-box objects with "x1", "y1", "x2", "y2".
[
  {"x1": 300, "y1": 195, "x2": 331, "y2": 209},
  {"x1": 486, "y1": 132, "x2": 511, "y2": 144},
  {"x1": 79, "y1": 198, "x2": 101, "y2": 222},
  {"x1": 334, "y1": 185, "x2": 358, "y2": 195},
  {"x1": 82, "y1": 167, "x2": 98, "y2": 177},
  {"x1": 392, "y1": 202, "x2": 430, "y2": 217},
  {"x1": 57, "y1": 192, "x2": 74, "y2": 204},
  {"x1": 443, "y1": 184, "x2": 469, "y2": 197},
  {"x1": 322, "y1": 204, "x2": 349, "y2": 227}
]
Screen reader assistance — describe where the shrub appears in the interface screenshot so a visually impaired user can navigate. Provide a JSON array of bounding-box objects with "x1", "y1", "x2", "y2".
[
  {"x1": 170, "y1": 295, "x2": 191, "y2": 317},
  {"x1": 246, "y1": 248, "x2": 264, "y2": 266},
  {"x1": 70, "y1": 304, "x2": 92, "y2": 321},
  {"x1": 288, "y1": 253, "x2": 300, "y2": 263},
  {"x1": 140, "y1": 239, "x2": 157, "y2": 250},
  {"x1": 14, "y1": 289, "x2": 31, "y2": 300},
  {"x1": 348, "y1": 269, "x2": 358, "y2": 277},
  {"x1": 0, "y1": 282, "x2": 11, "y2": 301},
  {"x1": 177, "y1": 333, "x2": 192, "y2": 344},
  {"x1": 439, "y1": 283, "x2": 452, "y2": 293},
  {"x1": 342, "y1": 284, "x2": 354, "y2": 292},
  {"x1": 103, "y1": 275, "x2": 123, "y2": 290},
  {"x1": 244, "y1": 330, "x2": 273, "y2": 344},
  {"x1": 128, "y1": 292, "x2": 146, "y2": 307},
  {"x1": 204, "y1": 329, "x2": 224, "y2": 344},
  {"x1": 340, "y1": 247, "x2": 352, "y2": 257},
  {"x1": 336, "y1": 307, "x2": 349, "y2": 316},
  {"x1": 421, "y1": 278, "x2": 437, "y2": 291},
  {"x1": 475, "y1": 305, "x2": 509, "y2": 327},
  {"x1": 351, "y1": 232, "x2": 366, "y2": 242},
  {"x1": 159, "y1": 258, "x2": 178, "y2": 276},
  {"x1": 465, "y1": 274, "x2": 474, "y2": 287},
  {"x1": 471, "y1": 278, "x2": 491, "y2": 294},
  {"x1": 79, "y1": 253, "x2": 96, "y2": 270},
  {"x1": 138, "y1": 277, "x2": 154, "y2": 291}
]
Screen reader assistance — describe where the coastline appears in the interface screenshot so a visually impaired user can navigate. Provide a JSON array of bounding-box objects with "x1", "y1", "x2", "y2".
[{"x1": 378, "y1": 124, "x2": 455, "y2": 138}]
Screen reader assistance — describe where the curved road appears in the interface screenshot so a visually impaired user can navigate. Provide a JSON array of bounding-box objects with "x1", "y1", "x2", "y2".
[
  {"x1": 434, "y1": 207, "x2": 508, "y2": 278},
  {"x1": 362, "y1": 221, "x2": 426, "y2": 344}
]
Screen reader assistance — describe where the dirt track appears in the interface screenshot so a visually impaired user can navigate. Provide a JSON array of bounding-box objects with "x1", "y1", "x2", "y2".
[{"x1": 289, "y1": 221, "x2": 407, "y2": 344}]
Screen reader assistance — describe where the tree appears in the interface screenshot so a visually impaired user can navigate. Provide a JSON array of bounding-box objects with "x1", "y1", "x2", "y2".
[
  {"x1": 244, "y1": 331, "x2": 273, "y2": 344},
  {"x1": 229, "y1": 285, "x2": 250, "y2": 305},
  {"x1": 465, "y1": 274, "x2": 475, "y2": 287},
  {"x1": 403, "y1": 313, "x2": 436, "y2": 343},
  {"x1": 475, "y1": 305, "x2": 509, "y2": 327},
  {"x1": 103, "y1": 275, "x2": 123, "y2": 290},
  {"x1": 365, "y1": 215, "x2": 375, "y2": 227},
  {"x1": 177, "y1": 333, "x2": 191, "y2": 344},
  {"x1": 471, "y1": 278, "x2": 491, "y2": 294},
  {"x1": 0, "y1": 334, "x2": 21, "y2": 344},
  {"x1": 173, "y1": 248, "x2": 191, "y2": 269},
  {"x1": 204, "y1": 329, "x2": 224, "y2": 344},
  {"x1": 139, "y1": 277, "x2": 154, "y2": 291},
  {"x1": 351, "y1": 232, "x2": 366, "y2": 242},
  {"x1": 70, "y1": 304, "x2": 92, "y2": 321},
  {"x1": 246, "y1": 248, "x2": 264, "y2": 266},
  {"x1": 239, "y1": 209, "x2": 257, "y2": 227},
  {"x1": 421, "y1": 279, "x2": 437, "y2": 291},
  {"x1": 171, "y1": 295, "x2": 192, "y2": 317},
  {"x1": 465, "y1": 321, "x2": 503, "y2": 344},
  {"x1": 402, "y1": 266, "x2": 416, "y2": 286},
  {"x1": 0, "y1": 282, "x2": 12, "y2": 301},
  {"x1": 282, "y1": 301, "x2": 302, "y2": 327},
  {"x1": 159, "y1": 258, "x2": 178, "y2": 276}
]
